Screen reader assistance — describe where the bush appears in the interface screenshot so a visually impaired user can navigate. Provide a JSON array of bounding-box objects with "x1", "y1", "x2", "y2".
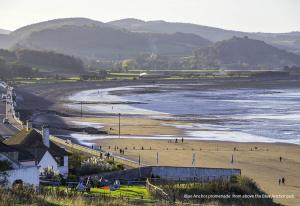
[
  {"x1": 0, "y1": 160, "x2": 12, "y2": 172},
  {"x1": 78, "y1": 157, "x2": 113, "y2": 175},
  {"x1": 160, "y1": 176, "x2": 282, "y2": 206}
]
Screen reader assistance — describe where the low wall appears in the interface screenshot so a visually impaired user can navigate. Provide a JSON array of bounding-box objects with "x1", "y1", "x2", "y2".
[
  {"x1": 7, "y1": 166, "x2": 40, "y2": 187},
  {"x1": 152, "y1": 166, "x2": 241, "y2": 181},
  {"x1": 103, "y1": 166, "x2": 241, "y2": 181},
  {"x1": 49, "y1": 135, "x2": 142, "y2": 168}
]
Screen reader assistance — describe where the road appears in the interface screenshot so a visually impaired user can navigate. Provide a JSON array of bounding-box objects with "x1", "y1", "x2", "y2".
[{"x1": 0, "y1": 88, "x2": 19, "y2": 138}]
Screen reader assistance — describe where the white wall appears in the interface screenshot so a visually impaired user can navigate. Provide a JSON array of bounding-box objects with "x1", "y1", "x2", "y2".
[
  {"x1": 38, "y1": 151, "x2": 68, "y2": 176},
  {"x1": 59, "y1": 156, "x2": 69, "y2": 176},
  {"x1": 6, "y1": 166, "x2": 40, "y2": 187},
  {"x1": 38, "y1": 151, "x2": 58, "y2": 174},
  {"x1": 58, "y1": 166, "x2": 68, "y2": 176},
  {"x1": 20, "y1": 161, "x2": 36, "y2": 167},
  {"x1": 152, "y1": 167, "x2": 241, "y2": 181}
]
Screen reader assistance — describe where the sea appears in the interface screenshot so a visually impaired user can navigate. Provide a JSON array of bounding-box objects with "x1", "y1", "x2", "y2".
[{"x1": 66, "y1": 84, "x2": 300, "y2": 145}]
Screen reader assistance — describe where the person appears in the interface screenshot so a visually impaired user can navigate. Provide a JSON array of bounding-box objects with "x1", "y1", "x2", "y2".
[
  {"x1": 181, "y1": 137, "x2": 184, "y2": 143},
  {"x1": 278, "y1": 178, "x2": 281, "y2": 185},
  {"x1": 280, "y1": 156, "x2": 282, "y2": 162},
  {"x1": 76, "y1": 182, "x2": 85, "y2": 193},
  {"x1": 282, "y1": 177, "x2": 285, "y2": 184},
  {"x1": 175, "y1": 138, "x2": 178, "y2": 143}
]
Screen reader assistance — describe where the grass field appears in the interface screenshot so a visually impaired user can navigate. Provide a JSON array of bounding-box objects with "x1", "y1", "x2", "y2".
[
  {"x1": 90, "y1": 185, "x2": 152, "y2": 199},
  {"x1": 48, "y1": 185, "x2": 152, "y2": 200}
]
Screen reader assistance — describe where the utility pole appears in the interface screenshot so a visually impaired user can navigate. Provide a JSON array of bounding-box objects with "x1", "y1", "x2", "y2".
[
  {"x1": 80, "y1": 101, "x2": 83, "y2": 118},
  {"x1": 192, "y1": 153, "x2": 196, "y2": 180},
  {"x1": 118, "y1": 113, "x2": 121, "y2": 138},
  {"x1": 5, "y1": 86, "x2": 10, "y2": 119},
  {"x1": 138, "y1": 154, "x2": 141, "y2": 165}
]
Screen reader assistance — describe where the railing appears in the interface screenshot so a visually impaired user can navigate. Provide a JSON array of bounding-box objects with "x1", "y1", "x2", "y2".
[
  {"x1": 49, "y1": 135, "x2": 142, "y2": 168},
  {"x1": 5, "y1": 86, "x2": 23, "y2": 130},
  {"x1": 146, "y1": 178, "x2": 171, "y2": 202}
]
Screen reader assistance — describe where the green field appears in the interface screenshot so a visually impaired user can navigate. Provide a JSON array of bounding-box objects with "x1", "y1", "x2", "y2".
[
  {"x1": 48, "y1": 185, "x2": 152, "y2": 200},
  {"x1": 90, "y1": 185, "x2": 152, "y2": 199}
]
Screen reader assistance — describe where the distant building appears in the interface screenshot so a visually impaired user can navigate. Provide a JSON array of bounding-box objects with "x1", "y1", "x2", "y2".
[{"x1": 3, "y1": 125, "x2": 69, "y2": 176}]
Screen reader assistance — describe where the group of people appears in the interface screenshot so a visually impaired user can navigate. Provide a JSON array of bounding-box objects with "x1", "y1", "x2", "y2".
[
  {"x1": 278, "y1": 177, "x2": 286, "y2": 185},
  {"x1": 119, "y1": 148, "x2": 125, "y2": 155},
  {"x1": 278, "y1": 156, "x2": 286, "y2": 185},
  {"x1": 168, "y1": 137, "x2": 184, "y2": 143}
]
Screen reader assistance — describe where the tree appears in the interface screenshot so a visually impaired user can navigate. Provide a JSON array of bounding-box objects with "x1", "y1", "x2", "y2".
[
  {"x1": 0, "y1": 160, "x2": 12, "y2": 187},
  {"x1": 121, "y1": 59, "x2": 136, "y2": 72}
]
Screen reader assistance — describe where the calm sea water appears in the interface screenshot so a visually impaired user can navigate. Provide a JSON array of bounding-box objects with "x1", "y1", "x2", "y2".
[{"x1": 68, "y1": 84, "x2": 300, "y2": 144}]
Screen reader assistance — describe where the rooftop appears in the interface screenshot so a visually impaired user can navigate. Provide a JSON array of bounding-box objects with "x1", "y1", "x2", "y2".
[{"x1": 4, "y1": 128, "x2": 68, "y2": 160}]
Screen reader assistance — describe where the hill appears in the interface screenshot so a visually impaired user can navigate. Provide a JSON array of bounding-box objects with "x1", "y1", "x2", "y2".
[
  {"x1": 1, "y1": 18, "x2": 211, "y2": 60},
  {"x1": 190, "y1": 37, "x2": 300, "y2": 69},
  {"x1": 0, "y1": 29, "x2": 10, "y2": 35},
  {"x1": 109, "y1": 19, "x2": 300, "y2": 54},
  {"x1": 0, "y1": 49, "x2": 84, "y2": 76}
]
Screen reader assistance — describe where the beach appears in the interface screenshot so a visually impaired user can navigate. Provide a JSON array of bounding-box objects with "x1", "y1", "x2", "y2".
[
  {"x1": 92, "y1": 138, "x2": 300, "y2": 206},
  {"x1": 14, "y1": 78, "x2": 300, "y2": 205}
]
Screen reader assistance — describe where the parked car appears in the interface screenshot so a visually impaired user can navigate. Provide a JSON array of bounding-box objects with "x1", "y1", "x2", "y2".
[{"x1": 2, "y1": 118, "x2": 9, "y2": 124}]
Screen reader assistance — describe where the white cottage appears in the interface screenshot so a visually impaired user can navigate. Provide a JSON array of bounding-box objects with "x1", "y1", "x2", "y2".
[
  {"x1": 3, "y1": 125, "x2": 69, "y2": 176},
  {"x1": 0, "y1": 142, "x2": 39, "y2": 187}
]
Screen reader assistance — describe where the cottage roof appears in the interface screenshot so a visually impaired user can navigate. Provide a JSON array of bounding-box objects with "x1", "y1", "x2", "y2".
[
  {"x1": 0, "y1": 141, "x2": 35, "y2": 162},
  {"x1": 4, "y1": 129, "x2": 68, "y2": 160}
]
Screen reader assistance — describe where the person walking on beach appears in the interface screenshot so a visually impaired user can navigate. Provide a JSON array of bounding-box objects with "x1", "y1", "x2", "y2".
[
  {"x1": 181, "y1": 137, "x2": 184, "y2": 143},
  {"x1": 282, "y1": 177, "x2": 285, "y2": 185},
  {"x1": 280, "y1": 156, "x2": 282, "y2": 162},
  {"x1": 278, "y1": 178, "x2": 281, "y2": 185}
]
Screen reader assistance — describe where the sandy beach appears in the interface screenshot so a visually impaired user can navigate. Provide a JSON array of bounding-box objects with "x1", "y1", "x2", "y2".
[{"x1": 92, "y1": 138, "x2": 300, "y2": 206}]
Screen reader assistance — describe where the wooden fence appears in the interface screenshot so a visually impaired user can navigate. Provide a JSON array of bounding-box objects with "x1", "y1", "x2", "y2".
[{"x1": 146, "y1": 178, "x2": 172, "y2": 202}]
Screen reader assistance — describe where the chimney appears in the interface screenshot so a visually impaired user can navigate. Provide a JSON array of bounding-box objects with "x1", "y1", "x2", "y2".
[
  {"x1": 42, "y1": 125, "x2": 50, "y2": 148},
  {"x1": 26, "y1": 120, "x2": 32, "y2": 131}
]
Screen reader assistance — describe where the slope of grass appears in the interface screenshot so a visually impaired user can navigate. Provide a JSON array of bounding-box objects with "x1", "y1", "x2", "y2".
[
  {"x1": 158, "y1": 176, "x2": 283, "y2": 206},
  {"x1": 0, "y1": 185, "x2": 154, "y2": 206},
  {"x1": 90, "y1": 185, "x2": 152, "y2": 199}
]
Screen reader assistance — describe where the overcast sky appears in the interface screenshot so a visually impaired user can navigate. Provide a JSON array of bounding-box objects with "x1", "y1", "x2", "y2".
[{"x1": 1, "y1": 0, "x2": 299, "y2": 32}]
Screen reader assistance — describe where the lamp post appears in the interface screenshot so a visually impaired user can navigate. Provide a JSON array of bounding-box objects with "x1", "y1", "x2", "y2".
[{"x1": 118, "y1": 113, "x2": 121, "y2": 138}]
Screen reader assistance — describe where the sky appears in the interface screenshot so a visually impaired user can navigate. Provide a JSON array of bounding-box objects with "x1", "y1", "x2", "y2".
[{"x1": 1, "y1": 0, "x2": 300, "y2": 33}]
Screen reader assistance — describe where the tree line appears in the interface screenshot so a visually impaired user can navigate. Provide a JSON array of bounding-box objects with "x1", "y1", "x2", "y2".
[{"x1": 0, "y1": 49, "x2": 84, "y2": 79}]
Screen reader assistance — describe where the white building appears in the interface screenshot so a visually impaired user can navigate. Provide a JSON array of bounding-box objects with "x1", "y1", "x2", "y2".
[
  {"x1": 0, "y1": 142, "x2": 39, "y2": 187},
  {"x1": 3, "y1": 125, "x2": 69, "y2": 177}
]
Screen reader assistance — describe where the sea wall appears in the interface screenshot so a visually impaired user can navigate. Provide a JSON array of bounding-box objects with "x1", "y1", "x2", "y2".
[{"x1": 103, "y1": 166, "x2": 241, "y2": 181}]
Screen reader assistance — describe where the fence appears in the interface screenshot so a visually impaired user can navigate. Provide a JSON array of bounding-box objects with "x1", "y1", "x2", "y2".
[
  {"x1": 49, "y1": 135, "x2": 142, "y2": 168},
  {"x1": 146, "y1": 178, "x2": 172, "y2": 202}
]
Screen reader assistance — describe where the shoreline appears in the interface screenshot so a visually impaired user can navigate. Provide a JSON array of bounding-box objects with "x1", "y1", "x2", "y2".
[{"x1": 15, "y1": 78, "x2": 300, "y2": 146}]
